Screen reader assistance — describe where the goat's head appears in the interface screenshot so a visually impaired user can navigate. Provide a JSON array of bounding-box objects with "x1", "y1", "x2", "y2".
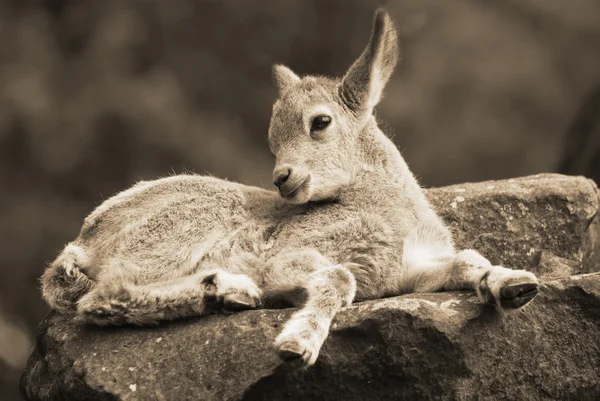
[{"x1": 268, "y1": 9, "x2": 399, "y2": 204}]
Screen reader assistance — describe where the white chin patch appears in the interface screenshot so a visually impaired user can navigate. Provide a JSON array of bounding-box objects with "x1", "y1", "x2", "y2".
[
  {"x1": 311, "y1": 185, "x2": 342, "y2": 202},
  {"x1": 310, "y1": 173, "x2": 350, "y2": 202}
]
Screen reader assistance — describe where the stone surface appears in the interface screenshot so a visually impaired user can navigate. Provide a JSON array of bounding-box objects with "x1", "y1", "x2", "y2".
[
  {"x1": 582, "y1": 188, "x2": 600, "y2": 274},
  {"x1": 21, "y1": 274, "x2": 600, "y2": 401},
  {"x1": 427, "y1": 173, "x2": 598, "y2": 278},
  {"x1": 21, "y1": 174, "x2": 600, "y2": 400}
]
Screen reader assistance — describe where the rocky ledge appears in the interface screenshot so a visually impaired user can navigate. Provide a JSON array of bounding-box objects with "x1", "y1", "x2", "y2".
[{"x1": 21, "y1": 174, "x2": 600, "y2": 400}]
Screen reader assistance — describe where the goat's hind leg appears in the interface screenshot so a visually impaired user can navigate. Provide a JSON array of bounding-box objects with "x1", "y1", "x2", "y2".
[
  {"x1": 41, "y1": 243, "x2": 96, "y2": 312},
  {"x1": 77, "y1": 269, "x2": 262, "y2": 325},
  {"x1": 408, "y1": 248, "x2": 539, "y2": 311},
  {"x1": 459, "y1": 250, "x2": 540, "y2": 310}
]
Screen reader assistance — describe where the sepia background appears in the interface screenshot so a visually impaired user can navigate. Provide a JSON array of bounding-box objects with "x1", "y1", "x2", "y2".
[{"x1": 1, "y1": 0, "x2": 600, "y2": 399}]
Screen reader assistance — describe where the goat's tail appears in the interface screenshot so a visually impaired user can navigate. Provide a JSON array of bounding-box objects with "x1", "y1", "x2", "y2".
[{"x1": 41, "y1": 243, "x2": 95, "y2": 312}]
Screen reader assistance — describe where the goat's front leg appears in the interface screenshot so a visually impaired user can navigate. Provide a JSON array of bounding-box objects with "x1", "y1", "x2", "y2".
[{"x1": 263, "y1": 250, "x2": 356, "y2": 368}]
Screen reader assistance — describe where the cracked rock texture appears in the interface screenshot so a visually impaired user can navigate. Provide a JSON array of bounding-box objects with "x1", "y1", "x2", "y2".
[{"x1": 21, "y1": 174, "x2": 600, "y2": 400}]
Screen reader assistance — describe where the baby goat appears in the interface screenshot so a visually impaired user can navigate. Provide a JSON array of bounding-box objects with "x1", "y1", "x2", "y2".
[{"x1": 41, "y1": 9, "x2": 539, "y2": 368}]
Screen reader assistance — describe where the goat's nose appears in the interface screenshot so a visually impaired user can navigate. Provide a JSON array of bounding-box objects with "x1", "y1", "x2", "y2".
[{"x1": 273, "y1": 166, "x2": 291, "y2": 188}]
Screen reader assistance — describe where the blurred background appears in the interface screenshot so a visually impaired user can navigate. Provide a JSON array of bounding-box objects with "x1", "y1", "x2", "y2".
[{"x1": 1, "y1": 0, "x2": 599, "y2": 399}]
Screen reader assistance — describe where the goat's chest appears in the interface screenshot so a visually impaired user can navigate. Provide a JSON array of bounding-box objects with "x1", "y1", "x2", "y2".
[{"x1": 261, "y1": 206, "x2": 399, "y2": 264}]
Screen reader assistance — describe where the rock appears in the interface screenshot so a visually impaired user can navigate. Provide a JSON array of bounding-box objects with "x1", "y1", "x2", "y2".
[
  {"x1": 582, "y1": 188, "x2": 600, "y2": 274},
  {"x1": 20, "y1": 273, "x2": 600, "y2": 401},
  {"x1": 427, "y1": 173, "x2": 598, "y2": 277},
  {"x1": 20, "y1": 174, "x2": 600, "y2": 400}
]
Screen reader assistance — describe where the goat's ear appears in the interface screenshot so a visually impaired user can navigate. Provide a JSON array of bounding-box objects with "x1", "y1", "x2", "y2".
[
  {"x1": 273, "y1": 64, "x2": 300, "y2": 95},
  {"x1": 340, "y1": 9, "x2": 399, "y2": 113}
]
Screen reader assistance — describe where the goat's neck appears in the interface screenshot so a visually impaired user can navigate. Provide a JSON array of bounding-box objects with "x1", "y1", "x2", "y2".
[
  {"x1": 332, "y1": 117, "x2": 418, "y2": 209},
  {"x1": 361, "y1": 118, "x2": 408, "y2": 176}
]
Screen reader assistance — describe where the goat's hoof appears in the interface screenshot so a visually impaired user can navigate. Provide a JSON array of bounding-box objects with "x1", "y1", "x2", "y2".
[
  {"x1": 223, "y1": 292, "x2": 261, "y2": 311},
  {"x1": 500, "y1": 282, "x2": 539, "y2": 309},
  {"x1": 203, "y1": 271, "x2": 262, "y2": 312},
  {"x1": 277, "y1": 340, "x2": 315, "y2": 369},
  {"x1": 479, "y1": 268, "x2": 539, "y2": 310}
]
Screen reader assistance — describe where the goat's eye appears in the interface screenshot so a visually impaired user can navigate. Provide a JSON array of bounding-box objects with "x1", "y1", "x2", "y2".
[{"x1": 311, "y1": 115, "x2": 332, "y2": 131}]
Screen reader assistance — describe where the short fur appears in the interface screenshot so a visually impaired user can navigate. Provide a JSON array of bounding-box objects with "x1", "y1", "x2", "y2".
[{"x1": 41, "y1": 10, "x2": 539, "y2": 368}]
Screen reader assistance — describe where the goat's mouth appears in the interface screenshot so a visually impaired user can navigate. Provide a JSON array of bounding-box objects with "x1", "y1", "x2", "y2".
[{"x1": 280, "y1": 175, "x2": 311, "y2": 201}]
